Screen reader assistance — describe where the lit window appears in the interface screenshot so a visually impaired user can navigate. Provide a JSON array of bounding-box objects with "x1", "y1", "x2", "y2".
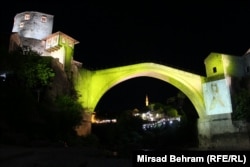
[
  {"x1": 62, "y1": 37, "x2": 65, "y2": 43},
  {"x1": 24, "y1": 14, "x2": 30, "y2": 20},
  {"x1": 41, "y1": 16, "x2": 47, "y2": 23},
  {"x1": 19, "y1": 22, "x2": 24, "y2": 28},
  {"x1": 213, "y1": 67, "x2": 217, "y2": 73},
  {"x1": 69, "y1": 41, "x2": 73, "y2": 47}
]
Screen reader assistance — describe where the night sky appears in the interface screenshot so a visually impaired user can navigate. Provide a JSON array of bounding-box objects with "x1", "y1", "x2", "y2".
[{"x1": 2, "y1": 1, "x2": 250, "y2": 115}]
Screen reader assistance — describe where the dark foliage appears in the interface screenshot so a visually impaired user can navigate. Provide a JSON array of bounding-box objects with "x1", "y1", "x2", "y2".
[{"x1": 0, "y1": 47, "x2": 83, "y2": 146}]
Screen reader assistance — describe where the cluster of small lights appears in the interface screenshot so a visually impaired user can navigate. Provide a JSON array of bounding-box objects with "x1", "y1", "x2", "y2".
[
  {"x1": 140, "y1": 111, "x2": 163, "y2": 122},
  {"x1": 92, "y1": 119, "x2": 117, "y2": 124},
  {"x1": 142, "y1": 117, "x2": 181, "y2": 130}
]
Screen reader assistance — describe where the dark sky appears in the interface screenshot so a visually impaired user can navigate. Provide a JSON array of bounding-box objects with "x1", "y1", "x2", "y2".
[{"x1": 2, "y1": 1, "x2": 250, "y2": 115}]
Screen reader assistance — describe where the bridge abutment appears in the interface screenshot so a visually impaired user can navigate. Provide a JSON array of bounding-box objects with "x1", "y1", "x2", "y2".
[
  {"x1": 75, "y1": 111, "x2": 92, "y2": 136},
  {"x1": 198, "y1": 114, "x2": 250, "y2": 150}
]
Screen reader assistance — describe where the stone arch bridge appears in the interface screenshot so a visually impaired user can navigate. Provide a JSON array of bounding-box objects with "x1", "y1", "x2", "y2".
[
  {"x1": 75, "y1": 62, "x2": 206, "y2": 118},
  {"x1": 74, "y1": 61, "x2": 249, "y2": 149}
]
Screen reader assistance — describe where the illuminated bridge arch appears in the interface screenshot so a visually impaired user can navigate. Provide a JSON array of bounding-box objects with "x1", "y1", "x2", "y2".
[{"x1": 74, "y1": 63, "x2": 206, "y2": 118}]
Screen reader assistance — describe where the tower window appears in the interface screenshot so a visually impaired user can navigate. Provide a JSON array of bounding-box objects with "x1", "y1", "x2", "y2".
[
  {"x1": 62, "y1": 37, "x2": 65, "y2": 44},
  {"x1": 69, "y1": 41, "x2": 73, "y2": 47},
  {"x1": 19, "y1": 22, "x2": 24, "y2": 28},
  {"x1": 213, "y1": 67, "x2": 217, "y2": 73},
  {"x1": 41, "y1": 16, "x2": 47, "y2": 23},
  {"x1": 24, "y1": 14, "x2": 30, "y2": 20}
]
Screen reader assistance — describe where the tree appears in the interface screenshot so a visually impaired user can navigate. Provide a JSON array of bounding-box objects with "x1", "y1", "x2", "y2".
[
  {"x1": 152, "y1": 102, "x2": 165, "y2": 113},
  {"x1": 1, "y1": 46, "x2": 84, "y2": 145},
  {"x1": 115, "y1": 110, "x2": 143, "y2": 155},
  {"x1": 10, "y1": 48, "x2": 55, "y2": 102},
  {"x1": 54, "y1": 95, "x2": 83, "y2": 141},
  {"x1": 166, "y1": 107, "x2": 179, "y2": 117},
  {"x1": 24, "y1": 57, "x2": 55, "y2": 102}
]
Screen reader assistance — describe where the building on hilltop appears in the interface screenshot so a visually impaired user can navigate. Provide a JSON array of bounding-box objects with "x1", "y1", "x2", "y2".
[{"x1": 9, "y1": 11, "x2": 82, "y2": 77}]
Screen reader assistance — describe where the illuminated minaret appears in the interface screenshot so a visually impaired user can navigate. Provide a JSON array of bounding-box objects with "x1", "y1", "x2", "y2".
[{"x1": 145, "y1": 94, "x2": 149, "y2": 107}]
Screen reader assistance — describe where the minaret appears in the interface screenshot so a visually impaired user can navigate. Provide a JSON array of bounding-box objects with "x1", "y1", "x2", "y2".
[{"x1": 145, "y1": 94, "x2": 149, "y2": 107}]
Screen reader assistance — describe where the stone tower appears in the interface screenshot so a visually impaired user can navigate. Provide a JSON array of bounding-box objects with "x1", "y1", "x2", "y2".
[
  {"x1": 12, "y1": 11, "x2": 53, "y2": 40},
  {"x1": 9, "y1": 11, "x2": 53, "y2": 55},
  {"x1": 9, "y1": 11, "x2": 80, "y2": 74}
]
